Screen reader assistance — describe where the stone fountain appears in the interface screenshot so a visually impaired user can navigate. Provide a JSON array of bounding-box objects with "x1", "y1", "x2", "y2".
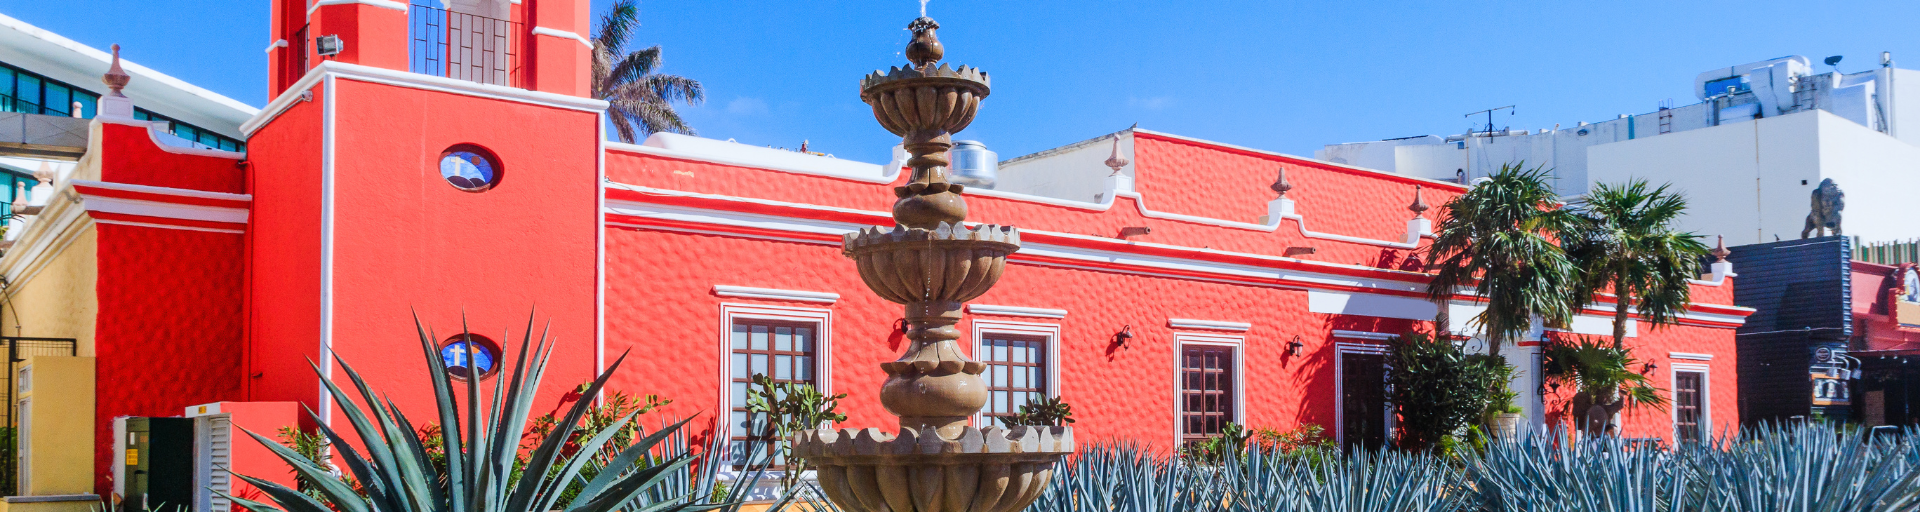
[{"x1": 791, "y1": 14, "x2": 1072, "y2": 512}]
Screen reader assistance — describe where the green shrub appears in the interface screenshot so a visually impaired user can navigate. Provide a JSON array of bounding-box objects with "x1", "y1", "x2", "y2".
[
  {"x1": 1389, "y1": 331, "x2": 1504, "y2": 452},
  {"x1": 1001, "y1": 394, "x2": 1076, "y2": 428}
]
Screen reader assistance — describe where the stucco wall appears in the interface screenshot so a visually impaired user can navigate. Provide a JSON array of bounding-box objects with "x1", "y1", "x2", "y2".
[{"x1": 3, "y1": 226, "x2": 98, "y2": 358}]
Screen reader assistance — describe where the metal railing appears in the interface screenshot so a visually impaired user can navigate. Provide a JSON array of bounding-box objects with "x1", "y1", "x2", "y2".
[
  {"x1": 281, "y1": 24, "x2": 311, "y2": 89},
  {"x1": 409, "y1": 5, "x2": 523, "y2": 88},
  {"x1": 1855, "y1": 237, "x2": 1920, "y2": 266}
]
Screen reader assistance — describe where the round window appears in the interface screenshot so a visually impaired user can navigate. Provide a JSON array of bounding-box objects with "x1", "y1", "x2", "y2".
[
  {"x1": 440, "y1": 334, "x2": 501, "y2": 380},
  {"x1": 439, "y1": 145, "x2": 501, "y2": 191}
]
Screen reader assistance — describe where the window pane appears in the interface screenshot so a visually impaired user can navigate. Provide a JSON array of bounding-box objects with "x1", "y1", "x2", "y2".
[
  {"x1": 730, "y1": 353, "x2": 748, "y2": 378},
  {"x1": 993, "y1": 366, "x2": 1007, "y2": 387},
  {"x1": 751, "y1": 325, "x2": 769, "y2": 350},
  {"x1": 43, "y1": 83, "x2": 69, "y2": 116},
  {"x1": 751, "y1": 354, "x2": 768, "y2": 377},
  {"x1": 775, "y1": 355, "x2": 792, "y2": 379},
  {"x1": 795, "y1": 327, "x2": 813, "y2": 352},
  {"x1": 796, "y1": 355, "x2": 813, "y2": 381},
  {"x1": 1011, "y1": 342, "x2": 1026, "y2": 363},
  {"x1": 732, "y1": 324, "x2": 749, "y2": 349},
  {"x1": 993, "y1": 343, "x2": 1007, "y2": 363},
  {"x1": 1011, "y1": 366, "x2": 1026, "y2": 388},
  {"x1": 75, "y1": 90, "x2": 98, "y2": 118},
  {"x1": 731, "y1": 382, "x2": 748, "y2": 407},
  {"x1": 775, "y1": 326, "x2": 792, "y2": 351},
  {"x1": 730, "y1": 411, "x2": 749, "y2": 436},
  {"x1": 17, "y1": 75, "x2": 41, "y2": 113},
  {"x1": 1029, "y1": 367, "x2": 1041, "y2": 390}
]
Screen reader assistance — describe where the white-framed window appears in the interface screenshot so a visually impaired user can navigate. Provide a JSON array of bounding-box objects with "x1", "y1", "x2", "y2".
[
  {"x1": 1670, "y1": 363, "x2": 1710, "y2": 443},
  {"x1": 971, "y1": 320, "x2": 1061, "y2": 428},
  {"x1": 718, "y1": 303, "x2": 832, "y2": 470},
  {"x1": 1172, "y1": 333, "x2": 1245, "y2": 447}
]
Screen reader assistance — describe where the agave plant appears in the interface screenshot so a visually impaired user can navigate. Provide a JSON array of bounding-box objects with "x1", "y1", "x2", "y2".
[
  {"x1": 1229, "y1": 447, "x2": 1468, "y2": 512},
  {"x1": 1683, "y1": 424, "x2": 1920, "y2": 511},
  {"x1": 1469, "y1": 430, "x2": 1687, "y2": 512},
  {"x1": 222, "y1": 314, "x2": 772, "y2": 512}
]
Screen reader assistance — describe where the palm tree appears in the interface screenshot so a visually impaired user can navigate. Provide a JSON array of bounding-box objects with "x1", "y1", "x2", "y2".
[
  {"x1": 592, "y1": 0, "x2": 704, "y2": 143},
  {"x1": 1426, "y1": 163, "x2": 1577, "y2": 357},
  {"x1": 1563, "y1": 180, "x2": 1708, "y2": 349}
]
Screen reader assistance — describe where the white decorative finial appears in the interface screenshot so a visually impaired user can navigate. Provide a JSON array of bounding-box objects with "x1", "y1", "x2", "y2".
[{"x1": 919, "y1": 0, "x2": 929, "y2": 17}]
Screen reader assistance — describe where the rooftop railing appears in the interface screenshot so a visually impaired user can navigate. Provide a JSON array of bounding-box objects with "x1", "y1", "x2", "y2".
[{"x1": 409, "y1": 5, "x2": 523, "y2": 88}]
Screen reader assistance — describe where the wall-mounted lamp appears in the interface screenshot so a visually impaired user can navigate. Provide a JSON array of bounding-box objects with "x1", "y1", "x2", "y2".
[
  {"x1": 1117, "y1": 226, "x2": 1152, "y2": 240},
  {"x1": 1286, "y1": 335, "x2": 1304, "y2": 357},
  {"x1": 1549, "y1": 381, "x2": 1561, "y2": 394},
  {"x1": 1113, "y1": 325, "x2": 1134, "y2": 349},
  {"x1": 315, "y1": 34, "x2": 345, "y2": 57},
  {"x1": 1642, "y1": 362, "x2": 1658, "y2": 374}
]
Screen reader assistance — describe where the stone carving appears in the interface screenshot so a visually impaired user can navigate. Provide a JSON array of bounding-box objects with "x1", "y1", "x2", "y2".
[{"x1": 1801, "y1": 178, "x2": 1844, "y2": 238}]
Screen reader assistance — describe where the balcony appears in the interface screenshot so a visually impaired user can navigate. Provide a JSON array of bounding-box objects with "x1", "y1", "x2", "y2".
[
  {"x1": 409, "y1": 4, "x2": 523, "y2": 88},
  {"x1": 0, "y1": 110, "x2": 88, "y2": 160}
]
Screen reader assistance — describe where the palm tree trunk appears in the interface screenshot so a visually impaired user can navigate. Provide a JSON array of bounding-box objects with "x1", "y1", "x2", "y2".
[
  {"x1": 1612, "y1": 271, "x2": 1630, "y2": 350},
  {"x1": 1434, "y1": 299, "x2": 1450, "y2": 338}
]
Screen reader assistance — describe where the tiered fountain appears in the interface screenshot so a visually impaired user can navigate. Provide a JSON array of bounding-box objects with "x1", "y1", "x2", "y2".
[{"x1": 790, "y1": 13, "x2": 1073, "y2": 512}]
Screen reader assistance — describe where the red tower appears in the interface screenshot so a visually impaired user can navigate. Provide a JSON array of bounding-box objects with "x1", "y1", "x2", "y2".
[{"x1": 246, "y1": 0, "x2": 605, "y2": 422}]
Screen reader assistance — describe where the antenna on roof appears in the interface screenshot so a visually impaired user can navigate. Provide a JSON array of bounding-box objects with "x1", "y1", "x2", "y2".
[
  {"x1": 1825, "y1": 55, "x2": 1844, "y2": 73},
  {"x1": 1464, "y1": 105, "x2": 1514, "y2": 136}
]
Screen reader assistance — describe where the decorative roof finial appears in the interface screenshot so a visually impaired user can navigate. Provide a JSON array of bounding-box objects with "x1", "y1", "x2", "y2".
[
  {"x1": 905, "y1": 17, "x2": 944, "y2": 69},
  {"x1": 1270, "y1": 167, "x2": 1293, "y2": 198},
  {"x1": 1408, "y1": 185, "x2": 1429, "y2": 218},
  {"x1": 103, "y1": 44, "x2": 131, "y2": 97},
  {"x1": 1104, "y1": 134, "x2": 1129, "y2": 176},
  {"x1": 1711, "y1": 235, "x2": 1730, "y2": 262}
]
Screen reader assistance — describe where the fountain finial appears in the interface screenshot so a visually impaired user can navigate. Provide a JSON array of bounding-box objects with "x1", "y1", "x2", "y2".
[
  {"x1": 905, "y1": 17, "x2": 944, "y2": 69},
  {"x1": 103, "y1": 44, "x2": 131, "y2": 97},
  {"x1": 1711, "y1": 235, "x2": 1730, "y2": 262},
  {"x1": 1409, "y1": 185, "x2": 1429, "y2": 218}
]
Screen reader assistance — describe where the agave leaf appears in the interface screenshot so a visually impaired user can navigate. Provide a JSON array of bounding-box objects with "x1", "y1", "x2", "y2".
[
  {"x1": 568, "y1": 455, "x2": 699, "y2": 512},
  {"x1": 511, "y1": 350, "x2": 632, "y2": 512},
  {"x1": 333, "y1": 357, "x2": 434, "y2": 512},
  {"x1": 387, "y1": 396, "x2": 449, "y2": 511},
  {"x1": 414, "y1": 311, "x2": 467, "y2": 512},
  {"x1": 569, "y1": 414, "x2": 700, "y2": 510},
  {"x1": 227, "y1": 471, "x2": 341, "y2": 512},
  {"x1": 235, "y1": 428, "x2": 373, "y2": 512},
  {"x1": 303, "y1": 403, "x2": 396, "y2": 511}
]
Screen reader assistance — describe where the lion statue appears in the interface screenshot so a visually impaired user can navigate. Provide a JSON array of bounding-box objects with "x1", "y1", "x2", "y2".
[{"x1": 1802, "y1": 178, "x2": 1844, "y2": 238}]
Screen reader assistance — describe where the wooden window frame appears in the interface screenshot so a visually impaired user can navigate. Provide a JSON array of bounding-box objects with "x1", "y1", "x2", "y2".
[
  {"x1": 1670, "y1": 363, "x2": 1710, "y2": 443},
  {"x1": 716, "y1": 303, "x2": 832, "y2": 472},
  {"x1": 971, "y1": 320, "x2": 1061, "y2": 428},
  {"x1": 1172, "y1": 333, "x2": 1244, "y2": 447}
]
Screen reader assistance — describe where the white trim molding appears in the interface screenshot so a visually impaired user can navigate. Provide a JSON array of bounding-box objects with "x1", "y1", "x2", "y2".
[
  {"x1": 967, "y1": 304, "x2": 1068, "y2": 319},
  {"x1": 1167, "y1": 318, "x2": 1252, "y2": 332},
  {"x1": 1171, "y1": 333, "x2": 1246, "y2": 447},
  {"x1": 970, "y1": 320, "x2": 1063, "y2": 428},
  {"x1": 265, "y1": 39, "x2": 288, "y2": 53},
  {"x1": 1669, "y1": 352, "x2": 1715, "y2": 361},
  {"x1": 1669, "y1": 363, "x2": 1712, "y2": 442},
  {"x1": 308, "y1": 0, "x2": 408, "y2": 15},
  {"x1": 243, "y1": 61, "x2": 609, "y2": 136},
  {"x1": 715, "y1": 303, "x2": 833, "y2": 500},
  {"x1": 711, "y1": 285, "x2": 839, "y2": 304},
  {"x1": 1331, "y1": 330, "x2": 1397, "y2": 341},
  {"x1": 532, "y1": 27, "x2": 595, "y2": 49}
]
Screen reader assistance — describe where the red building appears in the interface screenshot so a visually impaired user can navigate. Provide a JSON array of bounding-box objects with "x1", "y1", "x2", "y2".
[{"x1": 0, "y1": 1, "x2": 1752, "y2": 505}]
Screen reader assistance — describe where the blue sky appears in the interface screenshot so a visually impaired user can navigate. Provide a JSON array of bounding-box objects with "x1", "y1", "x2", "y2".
[{"x1": 6, "y1": 1, "x2": 1920, "y2": 164}]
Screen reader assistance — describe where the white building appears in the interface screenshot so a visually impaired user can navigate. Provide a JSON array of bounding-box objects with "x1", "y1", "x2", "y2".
[{"x1": 1318, "y1": 55, "x2": 1920, "y2": 245}]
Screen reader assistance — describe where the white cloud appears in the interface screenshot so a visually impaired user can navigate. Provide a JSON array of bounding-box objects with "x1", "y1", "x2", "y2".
[
  {"x1": 1127, "y1": 95, "x2": 1174, "y2": 111},
  {"x1": 726, "y1": 97, "x2": 770, "y2": 115}
]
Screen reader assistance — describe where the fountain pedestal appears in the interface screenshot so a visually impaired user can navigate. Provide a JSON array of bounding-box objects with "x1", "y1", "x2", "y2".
[{"x1": 790, "y1": 14, "x2": 1071, "y2": 512}]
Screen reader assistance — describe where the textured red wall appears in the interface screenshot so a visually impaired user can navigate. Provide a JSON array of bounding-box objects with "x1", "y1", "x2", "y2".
[
  {"x1": 96, "y1": 123, "x2": 245, "y2": 193},
  {"x1": 1542, "y1": 323, "x2": 1741, "y2": 441},
  {"x1": 246, "y1": 85, "x2": 326, "y2": 411},
  {"x1": 93, "y1": 224, "x2": 246, "y2": 492},
  {"x1": 320, "y1": 78, "x2": 599, "y2": 425},
  {"x1": 606, "y1": 226, "x2": 1432, "y2": 450}
]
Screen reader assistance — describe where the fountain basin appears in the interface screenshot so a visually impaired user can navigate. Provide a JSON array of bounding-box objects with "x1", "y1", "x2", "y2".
[
  {"x1": 795, "y1": 425, "x2": 1073, "y2": 512},
  {"x1": 843, "y1": 223, "x2": 1019, "y2": 306}
]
